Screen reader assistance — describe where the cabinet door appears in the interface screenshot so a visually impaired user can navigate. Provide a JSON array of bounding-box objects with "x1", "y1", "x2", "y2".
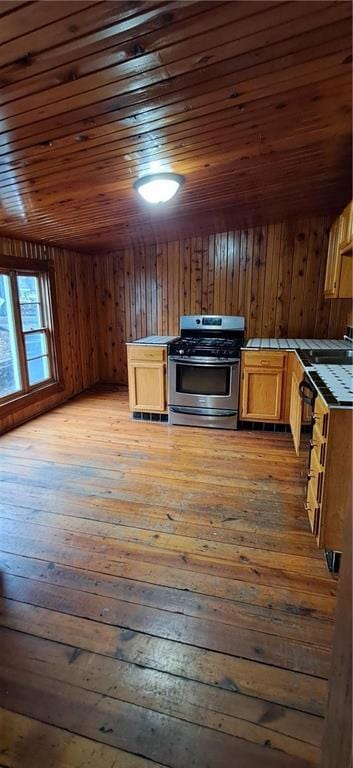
[
  {"x1": 128, "y1": 361, "x2": 166, "y2": 412},
  {"x1": 241, "y1": 368, "x2": 283, "y2": 421},
  {"x1": 337, "y1": 254, "x2": 353, "y2": 299},
  {"x1": 339, "y1": 200, "x2": 353, "y2": 251},
  {"x1": 324, "y1": 217, "x2": 341, "y2": 297},
  {"x1": 308, "y1": 448, "x2": 324, "y2": 506},
  {"x1": 305, "y1": 481, "x2": 320, "y2": 537},
  {"x1": 289, "y1": 371, "x2": 302, "y2": 456}
]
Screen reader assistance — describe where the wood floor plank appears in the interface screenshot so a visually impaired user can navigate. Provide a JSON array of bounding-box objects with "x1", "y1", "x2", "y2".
[
  {"x1": 0, "y1": 508, "x2": 328, "y2": 576},
  {"x1": 0, "y1": 526, "x2": 336, "y2": 600},
  {"x1": 0, "y1": 707, "x2": 163, "y2": 768},
  {"x1": 0, "y1": 573, "x2": 331, "y2": 676},
  {"x1": 0, "y1": 538, "x2": 336, "y2": 618},
  {"x1": 0, "y1": 666, "x2": 312, "y2": 768},
  {"x1": 0, "y1": 598, "x2": 328, "y2": 716},
  {"x1": 0, "y1": 514, "x2": 331, "y2": 590},
  {"x1": 0, "y1": 492, "x2": 324, "y2": 558},
  {"x1": 0, "y1": 388, "x2": 335, "y2": 766},
  {"x1": 0, "y1": 628, "x2": 322, "y2": 761},
  {"x1": 0, "y1": 552, "x2": 334, "y2": 645}
]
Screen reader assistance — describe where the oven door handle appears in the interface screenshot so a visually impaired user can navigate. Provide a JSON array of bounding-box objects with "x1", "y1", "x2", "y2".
[
  {"x1": 299, "y1": 378, "x2": 317, "y2": 407},
  {"x1": 169, "y1": 357, "x2": 239, "y2": 366}
]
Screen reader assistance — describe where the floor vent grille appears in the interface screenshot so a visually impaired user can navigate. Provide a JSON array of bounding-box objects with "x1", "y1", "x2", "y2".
[
  {"x1": 239, "y1": 422, "x2": 312, "y2": 434},
  {"x1": 133, "y1": 412, "x2": 168, "y2": 423}
]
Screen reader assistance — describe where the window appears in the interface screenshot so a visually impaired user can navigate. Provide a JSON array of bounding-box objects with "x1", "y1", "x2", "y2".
[{"x1": 0, "y1": 265, "x2": 58, "y2": 405}]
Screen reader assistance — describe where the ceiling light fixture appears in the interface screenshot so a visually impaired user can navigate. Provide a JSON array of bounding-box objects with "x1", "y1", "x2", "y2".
[{"x1": 134, "y1": 172, "x2": 184, "y2": 204}]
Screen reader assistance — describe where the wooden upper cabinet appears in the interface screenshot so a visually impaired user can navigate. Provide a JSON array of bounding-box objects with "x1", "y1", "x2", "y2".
[
  {"x1": 324, "y1": 201, "x2": 353, "y2": 299},
  {"x1": 340, "y1": 200, "x2": 353, "y2": 252},
  {"x1": 127, "y1": 344, "x2": 167, "y2": 413},
  {"x1": 324, "y1": 217, "x2": 342, "y2": 297}
]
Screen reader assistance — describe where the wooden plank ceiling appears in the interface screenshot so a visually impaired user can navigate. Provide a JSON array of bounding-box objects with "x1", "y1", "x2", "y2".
[{"x1": 0, "y1": 0, "x2": 351, "y2": 252}]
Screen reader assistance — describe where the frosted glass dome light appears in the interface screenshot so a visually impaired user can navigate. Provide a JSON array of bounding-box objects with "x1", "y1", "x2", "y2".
[{"x1": 134, "y1": 173, "x2": 184, "y2": 204}]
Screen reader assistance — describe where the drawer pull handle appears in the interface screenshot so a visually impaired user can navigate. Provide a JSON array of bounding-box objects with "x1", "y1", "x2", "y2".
[
  {"x1": 310, "y1": 440, "x2": 318, "y2": 448},
  {"x1": 304, "y1": 502, "x2": 312, "y2": 513},
  {"x1": 307, "y1": 471, "x2": 316, "y2": 479},
  {"x1": 260, "y1": 359, "x2": 269, "y2": 365}
]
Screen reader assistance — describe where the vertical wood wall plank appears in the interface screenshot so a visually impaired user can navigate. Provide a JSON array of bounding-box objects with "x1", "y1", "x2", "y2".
[
  {"x1": 161, "y1": 243, "x2": 168, "y2": 335},
  {"x1": 3, "y1": 214, "x2": 348, "y2": 405},
  {"x1": 207, "y1": 234, "x2": 215, "y2": 313},
  {"x1": 93, "y1": 215, "x2": 350, "y2": 385},
  {"x1": 0, "y1": 237, "x2": 99, "y2": 433}
]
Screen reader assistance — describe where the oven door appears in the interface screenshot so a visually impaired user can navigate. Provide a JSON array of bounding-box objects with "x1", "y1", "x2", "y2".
[{"x1": 168, "y1": 357, "x2": 239, "y2": 410}]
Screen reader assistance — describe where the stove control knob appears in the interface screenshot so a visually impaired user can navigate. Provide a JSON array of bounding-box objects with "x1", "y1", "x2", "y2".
[
  {"x1": 179, "y1": 350, "x2": 184, "y2": 355},
  {"x1": 196, "y1": 318, "x2": 201, "y2": 324}
]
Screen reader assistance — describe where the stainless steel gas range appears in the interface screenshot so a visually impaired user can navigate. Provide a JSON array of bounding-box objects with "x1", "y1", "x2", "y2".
[{"x1": 168, "y1": 315, "x2": 245, "y2": 429}]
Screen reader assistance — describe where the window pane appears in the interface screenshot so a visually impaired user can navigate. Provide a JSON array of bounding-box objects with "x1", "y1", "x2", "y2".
[
  {"x1": 20, "y1": 301, "x2": 42, "y2": 331},
  {"x1": 28, "y1": 356, "x2": 50, "y2": 386},
  {"x1": 17, "y1": 274, "x2": 42, "y2": 331},
  {"x1": 0, "y1": 274, "x2": 21, "y2": 398},
  {"x1": 17, "y1": 275, "x2": 40, "y2": 303},
  {"x1": 24, "y1": 331, "x2": 48, "y2": 360}
]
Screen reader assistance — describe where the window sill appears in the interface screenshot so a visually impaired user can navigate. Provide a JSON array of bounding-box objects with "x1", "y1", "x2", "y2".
[{"x1": 0, "y1": 381, "x2": 64, "y2": 418}]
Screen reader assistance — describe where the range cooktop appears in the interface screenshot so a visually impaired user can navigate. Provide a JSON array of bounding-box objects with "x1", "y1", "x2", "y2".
[{"x1": 169, "y1": 336, "x2": 242, "y2": 359}]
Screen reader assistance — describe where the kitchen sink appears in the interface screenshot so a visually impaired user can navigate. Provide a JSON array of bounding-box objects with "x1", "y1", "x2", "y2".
[{"x1": 300, "y1": 349, "x2": 353, "y2": 366}]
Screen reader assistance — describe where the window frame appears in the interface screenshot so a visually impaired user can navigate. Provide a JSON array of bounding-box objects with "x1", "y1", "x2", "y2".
[{"x1": 0, "y1": 256, "x2": 63, "y2": 410}]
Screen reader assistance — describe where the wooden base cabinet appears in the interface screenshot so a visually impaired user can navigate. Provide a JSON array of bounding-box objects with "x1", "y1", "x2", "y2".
[
  {"x1": 127, "y1": 344, "x2": 168, "y2": 413},
  {"x1": 306, "y1": 393, "x2": 352, "y2": 553},
  {"x1": 241, "y1": 350, "x2": 312, "y2": 427},
  {"x1": 240, "y1": 352, "x2": 286, "y2": 421},
  {"x1": 289, "y1": 368, "x2": 302, "y2": 455},
  {"x1": 242, "y1": 368, "x2": 284, "y2": 420},
  {"x1": 288, "y1": 353, "x2": 311, "y2": 455},
  {"x1": 241, "y1": 347, "x2": 352, "y2": 554}
]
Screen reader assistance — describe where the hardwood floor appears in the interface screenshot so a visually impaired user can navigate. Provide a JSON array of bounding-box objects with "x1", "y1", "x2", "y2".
[{"x1": 0, "y1": 388, "x2": 336, "y2": 768}]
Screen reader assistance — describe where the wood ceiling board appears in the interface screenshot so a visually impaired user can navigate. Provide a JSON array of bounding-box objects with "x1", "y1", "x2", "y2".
[
  {"x1": 0, "y1": 42, "x2": 349, "y2": 155},
  {"x1": 0, "y1": 0, "x2": 351, "y2": 251},
  {"x1": 0, "y1": 2, "x2": 245, "y2": 102},
  {"x1": 1, "y1": 94, "x2": 349, "y2": 205},
  {"x1": 1, "y1": 64, "x2": 348, "y2": 175},
  {"x1": 0, "y1": 2, "x2": 346, "y2": 131},
  {"x1": 0, "y1": 63, "x2": 350, "y2": 189},
  {"x1": 0, "y1": 5, "x2": 346, "y2": 149},
  {"x1": 0, "y1": 2, "x2": 97, "y2": 45},
  {"x1": 1, "y1": 23, "x2": 350, "y2": 171},
  {"x1": 0, "y1": 3, "x2": 29, "y2": 17},
  {"x1": 0, "y1": 1, "x2": 159, "y2": 68},
  {"x1": 1, "y1": 112, "x2": 347, "y2": 191}
]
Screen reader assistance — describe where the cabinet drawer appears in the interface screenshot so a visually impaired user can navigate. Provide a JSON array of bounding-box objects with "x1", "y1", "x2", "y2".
[
  {"x1": 243, "y1": 351, "x2": 286, "y2": 369},
  {"x1": 313, "y1": 395, "x2": 329, "y2": 438},
  {"x1": 305, "y1": 481, "x2": 320, "y2": 536},
  {"x1": 128, "y1": 345, "x2": 166, "y2": 362},
  {"x1": 311, "y1": 425, "x2": 327, "y2": 467},
  {"x1": 308, "y1": 448, "x2": 324, "y2": 504}
]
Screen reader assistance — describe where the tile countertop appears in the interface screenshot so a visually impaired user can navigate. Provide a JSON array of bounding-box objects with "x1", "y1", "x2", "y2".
[
  {"x1": 244, "y1": 338, "x2": 353, "y2": 350},
  {"x1": 244, "y1": 338, "x2": 353, "y2": 408},
  {"x1": 304, "y1": 364, "x2": 353, "y2": 408},
  {"x1": 127, "y1": 336, "x2": 179, "y2": 345}
]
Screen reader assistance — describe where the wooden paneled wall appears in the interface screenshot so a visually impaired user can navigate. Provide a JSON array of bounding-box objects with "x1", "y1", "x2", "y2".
[
  {"x1": 0, "y1": 236, "x2": 99, "y2": 433},
  {"x1": 94, "y1": 216, "x2": 351, "y2": 384}
]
